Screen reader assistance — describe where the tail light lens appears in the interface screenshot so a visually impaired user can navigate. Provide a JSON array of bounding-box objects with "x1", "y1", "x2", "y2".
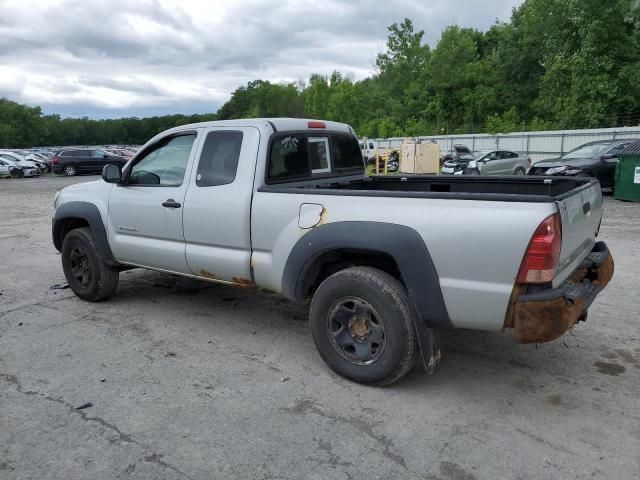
[
  {"x1": 52, "y1": 155, "x2": 60, "y2": 164},
  {"x1": 517, "y1": 213, "x2": 562, "y2": 284},
  {"x1": 528, "y1": 157, "x2": 532, "y2": 166}
]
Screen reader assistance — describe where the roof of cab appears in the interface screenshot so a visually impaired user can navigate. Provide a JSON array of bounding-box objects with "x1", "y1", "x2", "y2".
[{"x1": 161, "y1": 118, "x2": 353, "y2": 135}]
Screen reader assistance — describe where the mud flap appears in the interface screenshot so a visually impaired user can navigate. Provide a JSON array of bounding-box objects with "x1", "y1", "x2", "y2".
[{"x1": 414, "y1": 320, "x2": 442, "y2": 375}]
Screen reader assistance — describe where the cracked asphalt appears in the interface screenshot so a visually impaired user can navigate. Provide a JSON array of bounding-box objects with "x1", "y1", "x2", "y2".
[{"x1": 1, "y1": 175, "x2": 639, "y2": 480}]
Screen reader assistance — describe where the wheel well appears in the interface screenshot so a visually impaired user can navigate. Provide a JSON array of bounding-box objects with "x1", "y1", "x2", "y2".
[
  {"x1": 56, "y1": 218, "x2": 89, "y2": 248},
  {"x1": 299, "y1": 249, "x2": 403, "y2": 299}
]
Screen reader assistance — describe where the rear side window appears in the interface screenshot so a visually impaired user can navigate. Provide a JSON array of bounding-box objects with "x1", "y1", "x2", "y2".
[
  {"x1": 196, "y1": 130, "x2": 243, "y2": 187},
  {"x1": 332, "y1": 135, "x2": 364, "y2": 170},
  {"x1": 608, "y1": 143, "x2": 629, "y2": 156},
  {"x1": 267, "y1": 133, "x2": 363, "y2": 183}
]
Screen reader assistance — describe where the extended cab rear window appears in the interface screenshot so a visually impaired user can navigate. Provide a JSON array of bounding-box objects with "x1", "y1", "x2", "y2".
[{"x1": 267, "y1": 132, "x2": 364, "y2": 183}]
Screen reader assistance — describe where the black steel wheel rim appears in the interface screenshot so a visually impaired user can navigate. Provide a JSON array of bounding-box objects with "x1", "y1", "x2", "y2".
[
  {"x1": 69, "y1": 245, "x2": 91, "y2": 287},
  {"x1": 327, "y1": 296, "x2": 386, "y2": 365}
]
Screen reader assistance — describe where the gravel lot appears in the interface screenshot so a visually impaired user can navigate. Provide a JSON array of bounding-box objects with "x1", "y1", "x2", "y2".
[{"x1": 1, "y1": 175, "x2": 639, "y2": 480}]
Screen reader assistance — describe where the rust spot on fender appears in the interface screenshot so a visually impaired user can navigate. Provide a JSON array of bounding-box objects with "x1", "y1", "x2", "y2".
[
  {"x1": 318, "y1": 207, "x2": 328, "y2": 225},
  {"x1": 199, "y1": 269, "x2": 218, "y2": 280},
  {"x1": 232, "y1": 277, "x2": 255, "y2": 288}
]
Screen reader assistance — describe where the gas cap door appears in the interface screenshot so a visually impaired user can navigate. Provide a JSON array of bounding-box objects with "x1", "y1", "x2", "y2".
[{"x1": 298, "y1": 203, "x2": 325, "y2": 229}]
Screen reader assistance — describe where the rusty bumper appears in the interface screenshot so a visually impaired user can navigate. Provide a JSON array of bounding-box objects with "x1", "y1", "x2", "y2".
[{"x1": 505, "y1": 241, "x2": 614, "y2": 344}]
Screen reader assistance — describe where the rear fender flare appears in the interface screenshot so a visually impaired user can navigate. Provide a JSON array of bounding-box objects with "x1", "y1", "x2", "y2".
[{"x1": 282, "y1": 221, "x2": 451, "y2": 330}]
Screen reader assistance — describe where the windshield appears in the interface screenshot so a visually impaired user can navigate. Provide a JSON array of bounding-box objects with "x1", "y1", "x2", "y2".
[{"x1": 562, "y1": 143, "x2": 610, "y2": 159}]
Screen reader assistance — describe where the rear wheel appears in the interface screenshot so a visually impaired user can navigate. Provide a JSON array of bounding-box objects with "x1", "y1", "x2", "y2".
[
  {"x1": 514, "y1": 167, "x2": 526, "y2": 175},
  {"x1": 61, "y1": 227, "x2": 119, "y2": 301},
  {"x1": 310, "y1": 267, "x2": 417, "y2": 386},
  {"x1": 63, "y1": 164, "x2": 77, "y2": 176}
]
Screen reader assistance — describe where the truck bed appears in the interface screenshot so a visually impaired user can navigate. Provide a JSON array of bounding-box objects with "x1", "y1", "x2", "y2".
[{"x1": 261, "y1": 175, "x2": 597, "y2": 203}]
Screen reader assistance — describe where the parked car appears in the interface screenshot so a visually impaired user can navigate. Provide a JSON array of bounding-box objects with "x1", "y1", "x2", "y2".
[
  {"x1": 0, "y1": 151, "x2": 45, "y2": 173},
  {"x1": 440, "y1": 144, "x2": 473, "y2": 166},
  {"x1": 527, "y1": 139, "x2": 635, "y2": 189},
  {"x1": 23, "y1": 151, "x2": 52, "y2": 172},
  {"x1": 0, "y1": 159, "x2": 25, "y2": 178},
  {"x1": 52, "y1": 118, "x2": 613, "y2": 386},
  {"x1": 0, "y1": 158, "x2": 39, "y2": 177},
  {"x1": 52, "y1": 149, "x2": 127, "y2": 176},
  {"x1": 105, "y1": 148, "x2": 133, "y2": 160},
  {"x1": 441, "y1": 150, "x2": 530, "y2": 175}
]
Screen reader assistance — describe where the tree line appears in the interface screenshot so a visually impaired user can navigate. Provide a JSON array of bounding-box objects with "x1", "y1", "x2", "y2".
[{"x1": 2, "y1": 0, "x2": 640, "y2": 148}]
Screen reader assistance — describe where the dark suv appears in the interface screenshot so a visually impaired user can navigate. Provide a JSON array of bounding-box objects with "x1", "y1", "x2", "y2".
[
  {"x1": 52, "y1": 149, "x2": 127, "y2": 176},
  {"x1": 528, "y1": 139, "x2": 635, "y2": 189}
]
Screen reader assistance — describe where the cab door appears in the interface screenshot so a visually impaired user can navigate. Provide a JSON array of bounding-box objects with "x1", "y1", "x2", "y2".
[
  {"x1": 182, "y1": 126, "x2": 260, "y2": 283},
  {"x1": 480, "y1": 151, "x2": 501, "y2": 174},
  {"x1": 599, "y1": 142, "x2": 631, "y2": 188},
  {"x1": 106, "y1": 130, "x2": 200, "y2": 273},
  {"x1": 90, "y1": 149, "x2": 111, "y2": 173},
  {"x1": 75, "y1": 150, "x2": 94, "y2": 173}
]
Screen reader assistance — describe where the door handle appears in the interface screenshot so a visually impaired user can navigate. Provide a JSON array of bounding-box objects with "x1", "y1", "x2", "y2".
[{"x1": 162, "y1": 199, "x2": 181, "y2": 208}]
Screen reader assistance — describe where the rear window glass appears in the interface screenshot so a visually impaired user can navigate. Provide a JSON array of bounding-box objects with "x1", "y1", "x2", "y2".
[
  {"x1": 267, "y1": 133, "x2": 363, "y2": 183},
  {"x1": 196, "y1": 130, "x2": 243, "y2": 187}
]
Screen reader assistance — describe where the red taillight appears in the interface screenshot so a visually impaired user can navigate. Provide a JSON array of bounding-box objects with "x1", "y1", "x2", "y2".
[
  {"x1": 52, "y1": 155, "x2": 60, "y2": 164},
  {"x1": 528, "y1": 157, "x2": 532, "y2": 166},
  {"x1": 308, "y1": 121, "x2": 326, "y2": 129},
  {"x1": 517, "y1": 213, "x2": 562, "y2": 284}
]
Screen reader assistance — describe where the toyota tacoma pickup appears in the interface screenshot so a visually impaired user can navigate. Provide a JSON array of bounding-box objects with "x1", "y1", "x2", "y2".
[{"x1": 52, "y1": 119, "x2": 614, "y2": 386}]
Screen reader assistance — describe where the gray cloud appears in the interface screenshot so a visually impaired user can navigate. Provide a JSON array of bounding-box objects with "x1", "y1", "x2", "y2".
[{"x1": 0, "y1": 0, "x2": 522, "y2": 118}]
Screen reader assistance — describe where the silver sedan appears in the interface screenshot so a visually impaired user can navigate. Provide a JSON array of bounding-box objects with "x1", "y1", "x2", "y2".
[{"x1": 465, "y1": 150, "x2": 531, "y2": 175}]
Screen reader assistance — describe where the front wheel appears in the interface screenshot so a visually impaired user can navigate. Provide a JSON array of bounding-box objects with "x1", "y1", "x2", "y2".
[
  {"x1": 61, "y1": 227, "x2": 119, "y2": 301},
  {"x1": 63, "y1": 164, "x2": 77, "y2": 176},
  {"x1": 464, "y1": 168, "x2": 480, "y2": 175},
  {"x1": 309, "y1": 267, "x2": 417, "y2": 386}
]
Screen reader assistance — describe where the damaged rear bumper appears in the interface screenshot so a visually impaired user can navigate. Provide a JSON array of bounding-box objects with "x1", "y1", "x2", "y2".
[{"x1": 505, "y1": 241, "x2": 614, "y2": 344}]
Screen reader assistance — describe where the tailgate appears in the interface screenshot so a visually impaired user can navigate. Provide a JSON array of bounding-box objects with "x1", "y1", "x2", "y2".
[{"x1": 554, "y1": 180, "x2": 603, "y2": 287}]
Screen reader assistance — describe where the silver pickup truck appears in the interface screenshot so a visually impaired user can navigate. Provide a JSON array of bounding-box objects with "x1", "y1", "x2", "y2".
[{"x1": 52, "y1": 119, "x2": 614, "y2": 386}]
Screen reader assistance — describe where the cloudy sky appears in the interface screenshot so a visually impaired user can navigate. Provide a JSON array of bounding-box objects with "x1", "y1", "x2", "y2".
[{"x1": 0, "y1": 0, "x2": 523, "y2": 119}]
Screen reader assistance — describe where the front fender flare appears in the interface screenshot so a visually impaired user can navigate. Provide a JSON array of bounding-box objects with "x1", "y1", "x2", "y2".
[{"x1": 52, "y1": 201, "x2": 117, "y2": 265}]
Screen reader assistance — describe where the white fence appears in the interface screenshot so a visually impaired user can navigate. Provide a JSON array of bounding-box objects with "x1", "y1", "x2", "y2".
[{"x1": 371, "y1": 126, "x2": 640, "y2": 163}]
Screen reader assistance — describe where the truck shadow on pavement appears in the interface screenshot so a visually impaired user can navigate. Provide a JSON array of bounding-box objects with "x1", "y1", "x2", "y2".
[{"x1": 99, "y1": 268, "x2": 631, "y2": 396}]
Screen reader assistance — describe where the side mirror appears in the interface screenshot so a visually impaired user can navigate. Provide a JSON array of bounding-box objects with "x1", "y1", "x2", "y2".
[
  {"x1": 601, "y1": 154, "x2": 617, "y2": 161},
  {"x1": 102, "y1": 164, "x2": 122, "y2": 184},
  {"x1": 103, "y1": 154, "x2": 109, "y2": 159}
]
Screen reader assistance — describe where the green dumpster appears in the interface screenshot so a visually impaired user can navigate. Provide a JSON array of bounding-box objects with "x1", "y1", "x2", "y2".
[{"x1": 614, "y1": 141, "x2": 640, "y2": 202}]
